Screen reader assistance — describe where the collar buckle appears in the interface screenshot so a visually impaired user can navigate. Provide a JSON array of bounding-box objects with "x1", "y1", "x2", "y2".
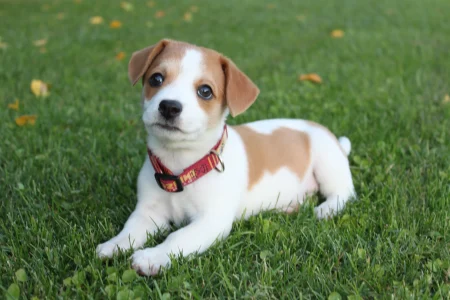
[
  {"x1": 154, "y1": 173, "x2": 184, "y2": 192},
  {"x1": 210, "y1": 150, "x2": 225, "y2": 173}
]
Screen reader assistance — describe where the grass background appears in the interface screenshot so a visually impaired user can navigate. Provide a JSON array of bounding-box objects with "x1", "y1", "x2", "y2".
[{"x1": 1, "y1": 0, "x2": 450, "y2": 298}]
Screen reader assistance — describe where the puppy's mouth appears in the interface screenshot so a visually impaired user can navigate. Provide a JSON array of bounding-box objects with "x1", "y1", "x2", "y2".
[{"x1": 153, "y1": 123, "x2": 183, "y2": 132}]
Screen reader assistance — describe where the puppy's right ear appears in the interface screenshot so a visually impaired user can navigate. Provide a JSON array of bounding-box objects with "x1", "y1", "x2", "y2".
[{"x1": 128, "y1": 39, "x2": 170, "y2": 86}]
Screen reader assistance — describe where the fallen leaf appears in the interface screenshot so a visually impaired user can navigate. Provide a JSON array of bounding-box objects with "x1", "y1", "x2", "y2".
[
  {"x1": 155, "y1": 10, "x2": 165, "y2": 18},
  {"x1": 183, "y1": 12, "x2": 192, "y2": 22},
  {"x1": 299, "y1": 73, "x2": 322, "y2": 84},
  {"x1": 386, "y1": 9, "x2": 395, "y2": 15},
  {"x1": 147, "y1": 1, "x2": 156, "y2": 8},
  {"x1": 15, "y1": 115, "x2": 37, "y2": 126},
  {"x1": 8, "y1": 99, "x2": 19, "y2": 111},
  {"x1": 110, "y1": 20, "x2": 122, "y2": 28},
  {"x1": 90, "y1": 16, "x2": 103, "y2": 25},
  {"x1": 0, "y1": 41, "x2": 7, "y2": 49},
  {"x1": 56, "y1": 12, "x2": 65, "y2": 20},
  {"x1": 121, "y1": 2, "x2": 134, "y2": 12},
  {"x1": 28, "y1": 116, "x2": 37, "y2": 125},
  {"x1": 330, "y1": 29, "x2": 344, "y2": 38},
  {"x1": 296, "y1": 15, "x2": 306, "y2": 21},
  {"x1": 190, "y1": 5, "x2": 198, "y2": 12},
  {"x1": 443, "y1": 94, "x2": 450, "y2": 104},
  {"x1": 33, "y1": 39, "x2": 47, "y2": 47},
  {"x1": 267, "y1": 4, "x2": 275, "y2": 9},
  {"x1": 115, "y1": 51, "x2": 125, "y2": 61},
  {"x1": 30, "y1": 79, "x2": 50, "y2": 97}
]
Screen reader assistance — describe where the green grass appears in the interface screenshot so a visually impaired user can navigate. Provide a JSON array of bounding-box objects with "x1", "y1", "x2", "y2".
[{"x1": 1, "y1": 0, "x2": 450, "y2": 298}]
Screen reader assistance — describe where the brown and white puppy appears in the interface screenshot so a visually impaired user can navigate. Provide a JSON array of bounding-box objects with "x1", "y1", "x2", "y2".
[{"x1": 97, "y1": 39, "x2": 355, "y2": 276}]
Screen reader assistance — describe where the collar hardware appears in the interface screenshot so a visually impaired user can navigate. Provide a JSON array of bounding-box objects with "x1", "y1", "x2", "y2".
[{"x1": 148, "y1": 125, "x2": 228, "y2": 193}]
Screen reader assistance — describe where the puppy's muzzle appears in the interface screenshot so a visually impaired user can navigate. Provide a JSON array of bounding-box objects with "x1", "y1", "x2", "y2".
[{"x1": 158, "y1": 100, "x2": 182, "y2": 120}]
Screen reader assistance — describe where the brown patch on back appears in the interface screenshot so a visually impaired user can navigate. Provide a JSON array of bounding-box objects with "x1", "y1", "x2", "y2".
[
  {"x1": 307, "y1": 121, "x2": 347, "y2": 156},
  {"x1": 233, "y1": 126, "x2": 311, "y2": 190}
]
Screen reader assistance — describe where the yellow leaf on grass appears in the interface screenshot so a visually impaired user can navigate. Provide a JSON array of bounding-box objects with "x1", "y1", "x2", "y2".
[
  {"x1": 31, "y1": 79, "x2": 50, "y2": 97},
  {"x1": 330, "y1": 29, "x2": 344, "y2": 38},
  {"x1": 33, "y1": 39, "x2": 47, "y2": 47},
  {"x1": 443, "y1": 94, "x2": 450, "y2": 104},
  {"x1": 121, "y1": 2, "x2": 134, "y2": 12},
  {"x1": 147, "y1": 1, "x2": 156, "y2": 8},
  {"x1": 28, "y1": 116, "x2": 37, "y2": 125},
  {"x1": 183, "y1": 12, "x2": 192, "y2": 22},
  {"x1": 299, "y1": 73, "x2": 322, "y2": 84},
  {"x1": 0, "y1": 41, "x2": 7, "y2": 49},
  {"x1": 190, "y1": 5, "x2": 198, "y2": 12},
  {"x1": 15, "y1": 115, "x2": 37, "y2": 126},
  {"x1": 90, "y1": 16, "x2": 103, "y2": 24},
  {"x1": 8, "y1": 99, "x2": 19, "y2": 111},
  {"x1": 386, "y1": 9, "x2": 395, "y2": 15},
  {"x1": 110, "y1": 20, "x2": 122, "y2": 28},
  {"x1": 115, "y1": 51, "x2": 125, "y2": 61},
  {"x1": 155, "y1": 10, "x2": 165, "y2": 18}
]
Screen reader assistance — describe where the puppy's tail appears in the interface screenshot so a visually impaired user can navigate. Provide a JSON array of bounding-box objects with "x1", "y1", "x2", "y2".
[{"x1": 338, "y1": 136, "x2": 351, "y2": 156}]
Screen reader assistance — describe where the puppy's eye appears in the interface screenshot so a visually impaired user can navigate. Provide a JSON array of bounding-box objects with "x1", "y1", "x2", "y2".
[
  {"x1": 149, "y1": 73, "x2": 164, "y2": 87},
  {"x1": 197, "y1": 85, "x2": 213, "y2": 100}
]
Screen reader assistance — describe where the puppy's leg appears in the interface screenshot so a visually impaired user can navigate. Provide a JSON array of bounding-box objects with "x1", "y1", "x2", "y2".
[
  {"x1": 96, "y1": 203, "x2": 168, "y2": 258},
  {"x1": 96, "y1": 161, "x2": 169, "y2": 258},
  {"x1": 313, "y1": 135, "x2": 355, "y2": 219},
  {"x1": 131, "y1": 212, "x2": 234, "y2": 276}
]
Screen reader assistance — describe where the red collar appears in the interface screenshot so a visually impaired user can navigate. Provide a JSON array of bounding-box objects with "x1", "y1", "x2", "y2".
[{"x1": 148, "y1": 126, "x2": 228, "y2": 193}]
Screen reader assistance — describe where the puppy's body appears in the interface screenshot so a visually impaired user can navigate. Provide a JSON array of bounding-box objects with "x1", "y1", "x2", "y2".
[{"x1": 97, "y1": 40, "x2": 355, "y2": 276}]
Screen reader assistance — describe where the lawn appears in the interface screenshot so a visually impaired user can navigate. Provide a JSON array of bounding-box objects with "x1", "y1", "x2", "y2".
[{"x1": 1, "y1": 0, "x2": 450, "y2": 298}]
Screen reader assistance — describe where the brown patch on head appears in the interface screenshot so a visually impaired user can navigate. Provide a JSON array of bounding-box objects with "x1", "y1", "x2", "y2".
[
  {"x1": 307, "y1": 121, "x2": 347, "y2": 157},
  {"x1": 141, "y1": 42, "x2": 192, "y2": 101},
  {"x1": 233, "y1": 126, "x2": 311, "y2": 190},
  {"x1": 220, "y1": 57, "x2": 260, "y2": 117},
  {"x1": 128, "y1": 39, "x2": 169, "y2": 85},
  {"x1": 194, "y1": 47, "x2": 227, "y2": 128},
  {"x1": 193, "y1": 46, "x2": 260, "y2": 127}
]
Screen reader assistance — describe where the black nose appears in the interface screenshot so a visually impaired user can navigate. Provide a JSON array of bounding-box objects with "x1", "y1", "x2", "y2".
[{"x1": 158, "y1": 100, "x2": 182, "y2": 120}]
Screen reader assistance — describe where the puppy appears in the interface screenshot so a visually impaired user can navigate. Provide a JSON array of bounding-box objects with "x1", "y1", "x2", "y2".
[{"x1": 96, "y1": 39, "x2": 355, "y2": 276}]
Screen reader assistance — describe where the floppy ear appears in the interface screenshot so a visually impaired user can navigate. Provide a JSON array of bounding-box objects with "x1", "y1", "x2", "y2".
[
  {"x1": 221, "y1": 56, "x2": 260, "y2": 117},
  {"x1": 128, "y1": 39, "x2": 170, "y2": 86}
]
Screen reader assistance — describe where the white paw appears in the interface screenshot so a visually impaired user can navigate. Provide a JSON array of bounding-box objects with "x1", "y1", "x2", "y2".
[
  {"x1": 96, "y1": 238, "x2": 133, "y2": 258},
  {"x1": 314, "y1": 204, "x2": 336, "y2": 219},
  {"x1": 131, "y1": 247, "x2": 171, "y2": 276}
]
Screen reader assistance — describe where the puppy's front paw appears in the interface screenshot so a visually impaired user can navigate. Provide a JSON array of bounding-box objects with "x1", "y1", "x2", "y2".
[
  {"x1": 314, "y1": 206, "x2": 332, "y2": 219},
  {"x1": 131, "y1": 247, "x2": 171, "y2": 276},
  {"x1": 96, "y1": 238, "x2": 133, "y2": 259}
]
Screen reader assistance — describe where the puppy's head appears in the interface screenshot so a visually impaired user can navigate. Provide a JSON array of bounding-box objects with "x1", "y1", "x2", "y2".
[{"x1": 128, "y1": 39, "x2": 259, "y2": 143}]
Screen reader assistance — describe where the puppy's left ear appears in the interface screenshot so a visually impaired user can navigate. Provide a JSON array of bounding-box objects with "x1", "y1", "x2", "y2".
[
  {"x1": 128, "y1": 39, "x2": 170, "y2": 86},
  {"x1": 221, "y1": 57, "x2": 260, "y2": 117}
]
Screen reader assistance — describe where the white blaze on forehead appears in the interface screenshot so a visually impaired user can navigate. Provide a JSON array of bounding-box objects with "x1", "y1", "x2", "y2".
[{"x1": 178, "y1": 48, "x2": 203, "y2": 83}]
